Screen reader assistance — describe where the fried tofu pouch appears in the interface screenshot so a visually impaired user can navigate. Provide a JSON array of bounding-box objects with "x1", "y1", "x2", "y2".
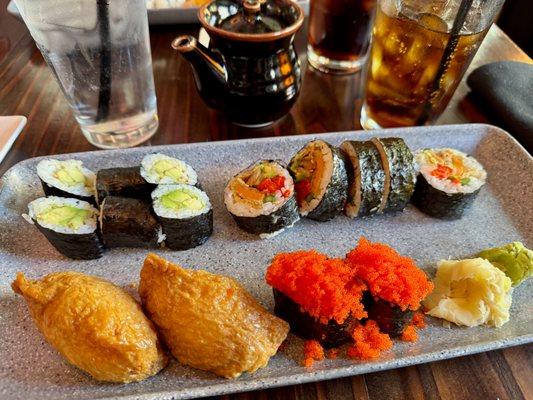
[
  {"x1": 139, "y1": 253, "x2": 289, "y2": 379},
  {"x1": 11, "y1": 271, "x2": 168, "y2": 383}
]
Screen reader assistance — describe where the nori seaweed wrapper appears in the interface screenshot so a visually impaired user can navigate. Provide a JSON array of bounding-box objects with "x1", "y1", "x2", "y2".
[
  {"x1": 40, "y1": 181, "x2": 97, "y2": 206},
  {"x1": 96, "y1": 167, "x2": 152, "y2": 204},
  {"x1": 34, "y1": 223, "x2": 104, "y2": 260},
  {"x1": 412, "y1": 173, "x2": 481, "y2": 219},
  {"x1": 342, "y1": 141, "x2": 385, "y2": 217},
  {"x1": 100, "y1": 196, "x2": 160, "y2": 248},
  {"x1": 273, "y1": 289, "x2": 359, "y2": 348},
  {"x1": 364, "y1": 293, "x2": 414, "y2": 337},
  {"x1": 232, "y1": 195, "x2": 300, "y2": 235},
  {"x1": 374, "y1": 138, "x2": 416, "y2": 213},
  {"x1": 158, "y1": 209, "x2": 213, "y2": 250},
  {"x1": 289, "y1": 142, "x2": 349, "y2": 222}
]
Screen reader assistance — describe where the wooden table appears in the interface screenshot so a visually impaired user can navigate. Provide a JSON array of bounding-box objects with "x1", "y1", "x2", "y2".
[{"x1": 0, "y1": 2, "x2": 531, "y2": 399}]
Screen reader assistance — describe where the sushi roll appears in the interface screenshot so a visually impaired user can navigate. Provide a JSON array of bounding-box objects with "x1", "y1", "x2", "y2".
[
  {"x1": 96, "y1": 167, "x2": 152, "y2": 204},
  {"x1": 345, "y1": 238, "x2": 433, "y2": 336},
  {"x1": 412, "y1": 148, "x2": 487, "y2": 219},
  {"x1": 224, "y1": 160, "x2": 299, "y2": 238},
  {"x1": 266, "y1": 250, "x2": 368, "y2": 348},
  {"x1": 23, "y1": 197, "x2": 104, "y2": 260},
  {"x1": 151, "y1": 184, "x2": 213, "y2": 250},
  {"x1": 100, "y1": 196, "x2": 163, "y2": 248},
  {"x1": 371, "y1": 137, "x2": 417, "y2": 213},
  {"x1": 37, "y1": 159, "x2": 96, "y2": 204},
  {"x1": 340, "y1": 140, "x2": 386, "y2": 218},
  {"x1": 140, "y1": 153, "x2": 199, "y2": 187},
  {"x1": 288, "y1": 140, "x2": 348, "y2": 221}
]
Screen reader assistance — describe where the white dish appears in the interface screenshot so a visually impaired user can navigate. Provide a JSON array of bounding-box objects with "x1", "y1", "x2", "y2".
[{"x1": 0, "y1": 116, "x2": 26, "y2": 165}]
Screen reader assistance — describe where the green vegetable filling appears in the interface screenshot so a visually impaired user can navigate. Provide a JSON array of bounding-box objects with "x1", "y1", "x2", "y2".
[
  {"x1": 160, "y1": 189, "x2": 204, "y2": 211},
  {"x1": 152, "y1": 159, "x2": 187, "y2": 182},
  {"x1": 54, "y1": 165, "x2": 87, "y2": 187},
  {"x1": 38, "y1": 205, "x2": 91, "y2": 230}
]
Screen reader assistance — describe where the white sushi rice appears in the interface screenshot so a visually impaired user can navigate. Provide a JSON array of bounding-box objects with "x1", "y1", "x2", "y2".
[
  {"x1": 24, "y1": 196, "x2": 98, "y2": 234},
  {"x1": 415, "y1": 148, "x2": 487, "y2": 194},
  {"x1": 152, "y1": 184, "x2": 211, "y2": 219},
  {"x1": 140, "y1": 153, "x2": 198, "y2": 185},
  {"x1": 37, "y1": 159, "x2": 95, "y2": 197}
]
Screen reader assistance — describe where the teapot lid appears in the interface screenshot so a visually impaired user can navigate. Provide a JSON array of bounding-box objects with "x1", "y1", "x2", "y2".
[{"x1": 199, "y1": 0, "x2": 304, "y2": 42}]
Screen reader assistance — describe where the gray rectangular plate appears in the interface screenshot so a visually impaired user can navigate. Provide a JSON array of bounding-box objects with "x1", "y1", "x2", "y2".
[{"x1": 0, "y1": 124, "x2": 531, "y2": 400}]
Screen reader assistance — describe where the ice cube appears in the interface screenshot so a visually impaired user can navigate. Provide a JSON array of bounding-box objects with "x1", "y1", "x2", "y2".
[{"x1": 417, "y1": 13, "x2": 449, "y2": 33}]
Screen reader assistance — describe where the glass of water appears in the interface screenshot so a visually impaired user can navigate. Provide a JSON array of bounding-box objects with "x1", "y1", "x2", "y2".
[{"x1": 14, "y1": 0, "x2": 158, "y2": 148}]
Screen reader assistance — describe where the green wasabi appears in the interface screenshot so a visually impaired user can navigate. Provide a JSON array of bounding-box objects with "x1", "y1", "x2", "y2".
[
  {"x1": 161, "y1": 189, "x2": 204, "y2": 211},
  {"x1": 478, "y1": 242, "x2": 533, "y2": 286},
  {"x1": 37, "y1": 205, "x2": 91, "y2": 230}
]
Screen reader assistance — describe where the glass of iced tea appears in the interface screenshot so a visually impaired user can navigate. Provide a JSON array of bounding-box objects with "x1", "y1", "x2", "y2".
[
  {"x1": 360, "y1": 0, "x2": 505, "y2": 129},
  {"x1": 308, "y1": 0, "x2": 376, "y2": 74}
]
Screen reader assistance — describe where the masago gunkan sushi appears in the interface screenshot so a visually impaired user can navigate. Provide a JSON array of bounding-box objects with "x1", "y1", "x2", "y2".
[
  {"x1": 23, "y1": 197, "x2": 104, "y2": 259},
  {"x1": 37, "y1": 159, "x2": 96, "y2": 205},
  {"x1": 412, "y1": 148, "x2": 487, "y2": 219},
  {"x1": 140, "y1": 153, "x2": 199, "y2": 187},
  {"x1": 224, "y1": 160, "x2": 299, "y2": 238},
  {"x1": 99, "y1": 196, "x2": 163, "y2": 248},
  {"x1": 288, "y1": 140, "x2": 348, "y2": 221},
  {"x1": 152, "y1": 184, "x2": 213, "y2": 250}
]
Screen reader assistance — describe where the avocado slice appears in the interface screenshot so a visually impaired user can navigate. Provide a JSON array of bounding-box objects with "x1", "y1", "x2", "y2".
[
  {"x1": 38, "y1": 205, "x2": 91, "y2": 230},
  {"x1": 54, "y1": 165, "x2": 86, "y2": 187},
  {"x1": 161, "y1": 189, "x2": 204, "y2": 211},
  {"x1": 152, "y1": 159, "x2": 186, "y2": 181}
]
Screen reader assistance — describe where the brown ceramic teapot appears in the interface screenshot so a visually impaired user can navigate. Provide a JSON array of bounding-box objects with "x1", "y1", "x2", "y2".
[{"x1": 172, "y1": 0, "x2": 304, "y2": 127}]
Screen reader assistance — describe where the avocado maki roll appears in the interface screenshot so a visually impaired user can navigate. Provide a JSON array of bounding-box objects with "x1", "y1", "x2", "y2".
[
  {"x1": 152, "y1": 184, "x2": 213, "y2": 250},
  {"x1": 140, "y1": 153, "x2": 199, "y2": 187},
  {"x1": 23, "y1": 197, "x2": 104, "y2": 260},
  {"x1": 37, "y1": 159, "x2": 96, "y2": 204},
  {"x1": 288, "y1": 140, "x2": 348, "y2": 221},
  {"x1": 341, "y1": 141, "x2": 386, "y2": 218},
  {"x1": 100, "y1": 196, "x2": 163, "y2": 248},
  {"x1": 371, "y1": 137, "x2": 416, "y2": 213},
  {"x1": 224, "y1": 160, "x2": 299, "y2": 238},
  {"x1": 96, "y1": 166, "x2": 152, "y2": 204},
  {"x1": 412, "y1": 148, "x2": 487, "y2": 219}
]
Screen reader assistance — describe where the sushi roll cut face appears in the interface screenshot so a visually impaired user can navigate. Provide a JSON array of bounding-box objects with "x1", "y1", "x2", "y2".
[
  {"x1": 37, "y1": 159, "x2": 95, "y2": 199},
  {"x1": 415, "y1": 148, "x2": 486, "y2": 195},
  {"x1": 24, "y1": 197, "x2": 103, "y2": 259},
  {"x1": 140, "y1": 153, "x2": 198, "y2": 186},
  {"x1": 152, "y1": 184, "x2": 213, "y2": 250},
  {"x1": 224, "y1": 160, "x2": 299, "y2": 236},
  {"x1": 413, "y1": 148, "x2": 487, "y2": 219},
  {"x1": 289, "y1": 140, "x2": 348, "y2": 221}
]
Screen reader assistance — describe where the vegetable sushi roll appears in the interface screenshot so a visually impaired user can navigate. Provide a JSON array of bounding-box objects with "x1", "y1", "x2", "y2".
[
  {"x1": 23, "y1": 197, "x2": 104, "y2": 260},
  {"x1": 100, "y1": 196, "x2": 163, "y2": 248},
  {"x1": 412, "y1": 148, "x2": 487, "y2": 219},
  {"x1": 37, "y1": 159, "x2": 96, "y2": 204},
  {"x1": 371, "y1": 137, "x2": 416, "y2": 213},
  {"x1": 288, "y1": 140, "x2": 348, "y2": 221},
  {"x1": 266, "y1": 250, "x2": 367, "y2": 348},
  {"x1": 341, "y1": 140, "x2": 386, "y2": 218},
  {"x1": 140, "y1": 153, "x2": 199, "y2": 187},
  {"x1": 345, "y1": 238, "x2": 433, "y2": 336},
  {"x1": 224, "y1": 160, "x2": 299, "y2": 238},
  {"x1": 96, "y1": 167, "x2": 152, "y2": 204},
  {"x1": 152, "y1": 184, "x2": 213, "y2": 250}
]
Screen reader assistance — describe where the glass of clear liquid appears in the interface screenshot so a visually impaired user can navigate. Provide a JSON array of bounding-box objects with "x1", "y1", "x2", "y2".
[{"x1": 14, "y1": 0, "x2": 158, "y2": 148}]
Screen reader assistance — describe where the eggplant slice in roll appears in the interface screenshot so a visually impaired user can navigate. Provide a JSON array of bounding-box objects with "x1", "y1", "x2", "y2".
[
  {"x1": 23, "y1": 197, "x2": 104, "y2": 260},
  {"x1": 152, "y1": 184, "x2": 213, "y2": 250},
  {"x1": 37, "y1": 159, "x2": 96, "y2": 205},
  {"x1": 412, "y1": 148, "x2": 486, "y2": 219},
  {"x1": 341, "y1": 140, "x2": 386, "y2": 218},
  {"x1": 224, "y1": 160, "x2": 299, "y2": 238},
  {"x1": 288, "y1": 140, "x2": 348, "y2": 221},
  {"x1": 371, "y1": 137, "x2": 416, "y2": 213}
]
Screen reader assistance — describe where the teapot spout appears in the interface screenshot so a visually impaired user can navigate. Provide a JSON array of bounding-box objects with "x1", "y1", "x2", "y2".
[{"x1": 172, "y1": 36, "x2": 228, "y2": 90}]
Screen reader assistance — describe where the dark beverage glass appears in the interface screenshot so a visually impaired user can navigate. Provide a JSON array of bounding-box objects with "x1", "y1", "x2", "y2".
[{"x1": 307, "y1": 0, "x2": 376, "y2": 74}]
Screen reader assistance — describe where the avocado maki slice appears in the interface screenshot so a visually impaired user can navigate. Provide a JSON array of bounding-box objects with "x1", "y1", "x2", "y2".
[
  {"x1": 371, "y1": 137, "x2": 416, "y2": 213},
  {"x1": 96, "y1": 166, "x2": 152, "y2": 205},
  {"x1": 341, "y1": 140, "x2": 386, "y2": 218}
]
